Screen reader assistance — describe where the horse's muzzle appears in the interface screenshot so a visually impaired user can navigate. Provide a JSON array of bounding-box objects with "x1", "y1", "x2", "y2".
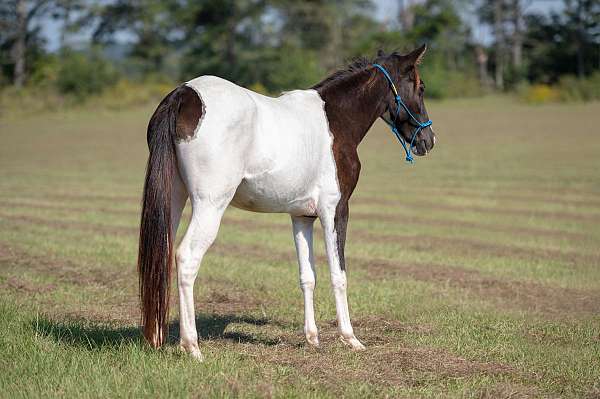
[{"x1": 413, "y1": 130, "x2": 436, "y2": 156}]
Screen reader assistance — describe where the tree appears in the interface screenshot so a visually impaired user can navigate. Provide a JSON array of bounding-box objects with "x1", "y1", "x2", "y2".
[
  {"x1": 524, "y1": 0, "x2": 599, "y2": 82},
  {"x1": 84, "y1": 0, "x2": 181, "y2": 77},
  {"x1": 0, "y1": 0, "x2": 53, "y2": 87}
]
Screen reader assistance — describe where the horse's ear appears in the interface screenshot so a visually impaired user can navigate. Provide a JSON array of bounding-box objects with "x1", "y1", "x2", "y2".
[
  {"x1": 406, "y1": 44, "x2": 427, "y2": 66},
  {"x1": 377, "y1": 49, "x2": 386, "y2": 57}
]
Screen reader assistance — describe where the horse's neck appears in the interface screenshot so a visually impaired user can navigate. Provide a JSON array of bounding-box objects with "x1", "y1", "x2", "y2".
[{"x1": 316, "y1": 70, "x2": 386, "y2": 146}]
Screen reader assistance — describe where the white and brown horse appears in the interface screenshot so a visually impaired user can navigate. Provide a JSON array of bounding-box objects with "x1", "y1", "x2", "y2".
[{"x1": 138, "y1": 45, "x2": 436, "y2": 360}]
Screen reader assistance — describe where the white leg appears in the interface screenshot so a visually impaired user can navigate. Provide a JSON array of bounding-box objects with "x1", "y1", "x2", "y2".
[
  {"x1": 291, "y1": 216, "x2": 319, "y2": 347},
  {"x1": 176, "y1": 201, "x2": 226, "y2": 360},
  {"x1": 319, "y1": 210, "x2": 365, "y2": 350}
]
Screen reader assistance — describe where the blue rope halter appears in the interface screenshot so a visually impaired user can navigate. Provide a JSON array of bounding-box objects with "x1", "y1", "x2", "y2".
[{"x1": 372, "y1": 63, "x2": 432, "y2": 163}]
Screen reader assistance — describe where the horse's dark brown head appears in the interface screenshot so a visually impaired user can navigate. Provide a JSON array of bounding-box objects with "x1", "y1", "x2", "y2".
[{"x1": 375, "y1": 45, "x2": 436, "y2": 157}]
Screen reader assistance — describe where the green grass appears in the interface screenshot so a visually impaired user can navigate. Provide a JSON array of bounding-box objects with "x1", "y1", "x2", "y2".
[{"x1": 1, "y1": 96, "x2": 599, "y2": 398}]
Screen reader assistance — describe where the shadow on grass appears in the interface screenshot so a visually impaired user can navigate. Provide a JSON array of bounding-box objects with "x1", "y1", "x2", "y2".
[{"x1": 32, "y1": 312, "x2": 282, "y2": 350}]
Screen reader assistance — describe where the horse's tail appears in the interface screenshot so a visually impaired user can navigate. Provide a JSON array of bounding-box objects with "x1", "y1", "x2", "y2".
[{"x1": 138, "y1": 87, "x2": 184, "y2": 348}]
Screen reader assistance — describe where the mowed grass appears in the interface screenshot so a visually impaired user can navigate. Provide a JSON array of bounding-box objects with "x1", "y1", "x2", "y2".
[{"x1": 1, "y1": 96, "x2": 599, "y2": 398}]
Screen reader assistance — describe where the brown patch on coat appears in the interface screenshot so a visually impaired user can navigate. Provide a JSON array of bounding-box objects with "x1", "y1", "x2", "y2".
[
  {"x1": 313, "y1": 50, "x2": 430, "y2": 270},
  {"x1": 175, "y1": 85, "x2": 204, "y2": 142},
  {"x1": 313, "y1": 59, "x2": 389, "y2": 270}
]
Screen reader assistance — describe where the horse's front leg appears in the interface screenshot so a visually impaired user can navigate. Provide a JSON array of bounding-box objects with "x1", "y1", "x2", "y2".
[
  {"x1": 291, "y1": 215, "x2": 319, "y2": 347},
  {"x1": 319, "y1": 201, "x2": 365, "y2": 350}
]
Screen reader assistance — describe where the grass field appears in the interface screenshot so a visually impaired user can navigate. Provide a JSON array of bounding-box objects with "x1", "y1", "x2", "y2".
[{"x1": 1, "y1": 96, "x2": 599, "y2": 398}]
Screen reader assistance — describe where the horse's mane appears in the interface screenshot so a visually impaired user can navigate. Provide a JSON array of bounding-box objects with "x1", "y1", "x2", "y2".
[{"x1": 311, "y1": 50, "x2": 401, "y2": 91}]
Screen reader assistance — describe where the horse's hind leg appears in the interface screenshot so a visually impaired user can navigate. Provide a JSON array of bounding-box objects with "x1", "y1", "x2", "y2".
[{"x1": 176, "y1": 198, "x2": 228, "y2": 360}]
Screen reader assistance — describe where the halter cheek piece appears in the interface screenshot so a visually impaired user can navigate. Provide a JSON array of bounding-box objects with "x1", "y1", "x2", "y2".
[{"x1": 372, "y1": 63, "x2": 432, "y2": 163}]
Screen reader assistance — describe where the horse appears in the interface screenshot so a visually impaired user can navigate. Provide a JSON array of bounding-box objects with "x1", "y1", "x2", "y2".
[{"x1": 138, "y1": 45, "x2": 436, "y2": 360}]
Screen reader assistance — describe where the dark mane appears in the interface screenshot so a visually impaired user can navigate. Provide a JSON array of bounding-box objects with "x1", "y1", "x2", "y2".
[
  {"x1": 311, "y1": 57, "x2": 372, "y2": 90},
  {"x1": 311, "y1": 50, "x2": 404, "y2": 91}
]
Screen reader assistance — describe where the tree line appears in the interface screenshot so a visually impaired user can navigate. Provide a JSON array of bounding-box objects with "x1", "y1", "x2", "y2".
[{"x1": 1, "y1": 0, "x2": 598, "y2": 99}]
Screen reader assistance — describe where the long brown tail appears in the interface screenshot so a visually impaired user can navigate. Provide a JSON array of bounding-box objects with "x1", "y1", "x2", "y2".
[{"x1": 138, "y1": 87, "x2": 186, "y2": 348}]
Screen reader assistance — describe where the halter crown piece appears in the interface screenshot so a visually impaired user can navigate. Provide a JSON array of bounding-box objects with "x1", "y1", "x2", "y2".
[{"x1": 372, "y1": 63, "x2": 432, "y2": 163}]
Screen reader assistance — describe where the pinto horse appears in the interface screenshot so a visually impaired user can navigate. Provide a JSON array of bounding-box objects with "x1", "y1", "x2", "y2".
[{"x1": 138, "y1": 45, "x2": 436, "y2": 360}]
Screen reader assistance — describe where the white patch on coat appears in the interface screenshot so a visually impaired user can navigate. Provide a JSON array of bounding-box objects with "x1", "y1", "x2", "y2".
[{"x1": 180, "y1": 76, "x2": 341, "y2": 217}]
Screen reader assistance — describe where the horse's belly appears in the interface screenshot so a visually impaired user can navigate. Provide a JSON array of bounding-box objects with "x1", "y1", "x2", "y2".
[{"x1": 230, "y1": 173, "x2": 320, "y2": 216}]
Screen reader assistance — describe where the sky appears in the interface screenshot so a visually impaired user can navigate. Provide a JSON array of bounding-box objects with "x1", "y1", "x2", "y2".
[{"x1": 40, "y1": 0, "x2": 566, "y2": 52}]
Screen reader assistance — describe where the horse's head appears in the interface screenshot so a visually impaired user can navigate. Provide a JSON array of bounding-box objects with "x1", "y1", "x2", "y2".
[{"x1": 375, "y1": 45, "x2": 436, "y2": 157}]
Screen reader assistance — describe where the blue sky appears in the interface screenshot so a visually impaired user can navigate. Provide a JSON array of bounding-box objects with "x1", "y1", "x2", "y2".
[{"x1": 40, "y1": 0, "x2": 565, "y2": 52}]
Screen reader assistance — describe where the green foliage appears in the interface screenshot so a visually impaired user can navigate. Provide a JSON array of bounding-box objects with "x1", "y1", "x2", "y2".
[
  {"x1": 3, "y1": 0, "x2": 598, "y2": 102},
  {"x1": 56, "y1": 50, "x2": 120, "y2": 98},
  {"x1": 557, "y1": 73, "x2": 600, "y2": 102},
  {"x1": 518, "y1": 73, "x2": 600, "y2": 104},
  {"x1": 262, "y1": 46, "x2": 324, "y2": 91},
  {"x1": 420, "y1": 56, "x2": 483, "y2": 99},
  {"x1": 518, "y1": 83, "x2": 560, "y2": 104},
  {"x1": 91, "y1": 79, "x2": 174, "y2": 109}
]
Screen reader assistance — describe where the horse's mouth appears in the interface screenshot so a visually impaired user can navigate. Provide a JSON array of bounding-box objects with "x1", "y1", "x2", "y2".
[
  {"x1": 411, "y1": 143, "x2": 429, "y2": 157},
  {"x1": 412, "y1": 134, "x2": 435, "y2": 157}
]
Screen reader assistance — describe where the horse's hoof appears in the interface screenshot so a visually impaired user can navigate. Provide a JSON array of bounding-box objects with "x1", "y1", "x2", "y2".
[
  {"x1": 306, "y1": 332, "x2": 320, "y2": 347},
  {"x1": 179, "y1": 344, "x2": 205, "y2": 361},
  {"x1": 340, "y1": 335, "x2": 366, "y2": 351},
  {"x1": 189, "y1": 349, "x2": 205, "y2": 361}
]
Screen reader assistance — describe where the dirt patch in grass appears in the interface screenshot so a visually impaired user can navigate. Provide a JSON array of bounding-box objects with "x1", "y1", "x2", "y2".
[
  {"x1": 245, "y1": 340, "x2": 515, "y2": 393},
  {"x1": 5, "y1": 208, "x2": 598, "y2": 269},
  {"x1": 0, "y1": 199, "x2": 137, "y2": 216},
  {"x1": 351, "y1": 208, "x2": 591, "y2": 242},
  {"x1": 0, "y1": 212, "x2": 137, "y2": 236},
  {"x1": 3, "y1": 213, "x2": 599, "y2": 319},
  {"x1": 208, "y1": 237, "x2": 600, "y2": 318},
  {"x1": 364, "y1": 258, "x2": 600, "y2": 317},
  {"x1": 476, "y1": 382, "x2": 541, "y2": 399},
  {"x1": 2, "y1": 196, "x2": 594, "y2": 245},
  {"x1": 350, "y1": 229, "x2": 600, "y2": 268},
  {"x1": 354, "y1": 196, "x2": 600, "y2": 223},
  {"x1": 0, "y1": 242, "x2": 139, "y2": 324},
  {"x1": 199, "y1": 276, "x2": 270, "y2": 315},
  {"x1": 2, "y1": 276, "x2": 56, "y2": 294},
  {"x1": 0, "y1": 242, "x2": 126, "y2": 288},
  {"x1": 4, "y1": 197, "x2": 597, "y2": 269},
  {"x1": 358, "y1": 189, "x2": 600, "y2": 209},
  {"x1": 208, "y1": 310, "x2": 517, "y2": 393}
]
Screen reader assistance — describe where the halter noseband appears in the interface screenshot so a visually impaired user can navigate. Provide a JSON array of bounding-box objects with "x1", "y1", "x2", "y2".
[{"x1": 373, "y1": 63, "x2": 432, "y2": 163}]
